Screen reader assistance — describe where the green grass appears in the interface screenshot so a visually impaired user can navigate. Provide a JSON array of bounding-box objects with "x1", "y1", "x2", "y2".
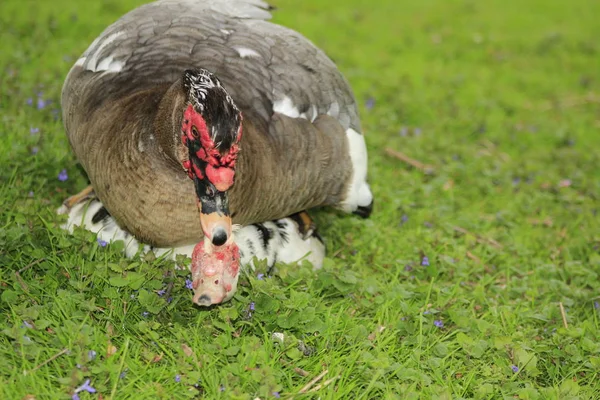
[{"x1": 1, "y1": 0, "x2": 600, "y2": 398}]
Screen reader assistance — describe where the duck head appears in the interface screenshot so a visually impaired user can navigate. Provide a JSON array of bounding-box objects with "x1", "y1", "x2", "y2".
[{"x1": 180, "y1": 68, "x2": 243, "y2": 306}]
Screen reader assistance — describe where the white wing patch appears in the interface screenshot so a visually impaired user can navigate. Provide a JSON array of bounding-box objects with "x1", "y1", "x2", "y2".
[
  {"x1": 85, "y1": 31, "x2": 125, "y2": 73},
  {"x1": 273, "y1": 95, "x2": 300, "y2": 118},
  {"x1": 339, "y1": 128, "x2": 372, "y2": 212},
  {"x1": 233, "y1": 47, "x2": 261, "y2": 58}
]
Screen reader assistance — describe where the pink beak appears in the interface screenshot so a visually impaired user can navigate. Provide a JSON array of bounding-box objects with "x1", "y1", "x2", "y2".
[{"x1": 190, "y1": 238, "x2": 240, "y2": 307}]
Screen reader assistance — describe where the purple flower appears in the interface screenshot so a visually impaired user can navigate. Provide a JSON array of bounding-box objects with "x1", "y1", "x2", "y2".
[
  {"x1": 37, "y1": 98, "x2": 47, "y2": 110},
  {"x1": 257, "y1": 273, "x2": 265, "y2": 280},
  {"x1": 167, "y1": 296, "x2": 173, "y2": 303},
  {"x1": 423, "y1": 310, "x2": 431, "y2": 315},
  {"x1": 26, "y1": 98, "x2": 33, "y2": 106},
  {"x1": 404, "y1": 264, "x2": 412, "y2": 271},
  {"x1": 157, "y1": 289, "x2": 166, "y2": 296},
  {"x1": 365, "y1": 97, "x2": 375, "y2": 110},
  {"x1": 511, "y1": 365, "x2": 519, "y2": 373},
  {"x1": 421, "y1": 256, "x2": 430, "y2": 267},
  {"x1": 87, "y1": 350, "x2": 97, "y2": 361},
  {"x1": 28, "y1": 191, "x2": 34, "y2": 197},
  {"x1": 74, "y1": 379, "x2": 96, "y2": 394},
  {"x1": 31, "y1": 146, "x2": 39, "y2": 155},
  {"x1": 185, "y1": 279, "x2": 193, "y2": 290},
  {"x1": 142, "y1": 311, "x2": 149, "y2": 317},
  {"x1": 273, "y1": 392, "x2": 281, "y2": 398},
  {"x1": 30, "y1": 127, "x2": 39, "y2": 135},
  {"x1": 249, "y1": 302, "x2": 255, "y2": 311},
  {"x1": 72, "y1": 395, "x2": 80, "y2": 400},
  {"x1": 175, "y1": 374, "x2": 181, "y2": 383},
  {"x1": 434, "y1": 320, "x2": 444, "y2": 328},
  {"x1": 58, "y1": 169, "x2": 68, "y2": 182},
  {"x1": 400, "y1": 214, "x2": 409, "y2": 225},
  {"x1": 97, "y1": 238, "x2": 107, "y2": 247},
  {"x1": 594, "y1": 301, "x2": 599, "y2": 309},
  {"x1": 219, "y1": 384, "x2": 225, "y2": 392},
  {"x1": 119, "y1": 370, "x2": 127, "y2": 379}
]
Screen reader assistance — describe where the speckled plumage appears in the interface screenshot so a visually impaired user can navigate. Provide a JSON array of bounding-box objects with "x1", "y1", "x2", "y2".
[{"x1": 61, "y1": 0, "x2": 370, "y2": 248}]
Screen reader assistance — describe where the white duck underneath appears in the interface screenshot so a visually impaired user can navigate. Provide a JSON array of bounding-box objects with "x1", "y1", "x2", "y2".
[{"x1": 57, "y1": 198, "x2": 325, "y2": 273}]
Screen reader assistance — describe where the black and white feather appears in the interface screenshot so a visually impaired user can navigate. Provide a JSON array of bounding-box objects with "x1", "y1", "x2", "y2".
[{"x1": 58, "y1": 197, "x2": 325, "y2": 271}]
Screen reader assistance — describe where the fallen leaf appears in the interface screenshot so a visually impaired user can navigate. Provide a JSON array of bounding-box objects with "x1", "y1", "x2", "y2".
[
  {"x1": 181, "y1": 343, "x2": 194, "y2": 357},
  {"x1": 107, "y1": 342, "x2": 118, "y2": 357}
]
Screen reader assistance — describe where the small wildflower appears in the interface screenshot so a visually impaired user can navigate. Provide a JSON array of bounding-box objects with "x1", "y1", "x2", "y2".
[
  {"x1": 30, "y1": 127, "x2": 39, "y2": 134},
  {"x1": 421, "y1": 256, "x2": 430, "y2": 267},
  {"x1": 37, "y1": 97, "x2": 47, "y2": 110},
  {"x1": 74, "y1": 379, "x2": 96, "y2": 394},
  {"x1": 97, "y1": 238, "x2": 107, "y2": 247},
  {"x1": 404, "y1": 264, "x2": 412, "y2": 271},
  {"x1": 28, "y1": 191, "x2": 34, "y2": 197},
  {"x1": 219, "y1": 384, "x2": 225, "y2": 392},
  {"x1": 167, "y1": 296, "x2": 173, "y2": 303},
  {"x1": 21, "y1": 321, "x2": 33, "y2": 329},
  {"x1": 249, "y1": 302, "x2": 255, "y2": 311},
  {"x1": 88, "y1": 350, "x2": 97, "y2": 361},
  {"x1": 400, "y1": 214, "x2": 409, "y2": 225},
  {"x1": 399, "y1": 126, "x2": 409, "y2": 136},
  {"x1": 365, "y1": 97, "x2": 375, "y2": 110},
  {"x1": 58, "y1": 169, "x2": 68, "y2": 182},
  {"x1": 119, "y1": 370, "x2": 127, "y2": 379},
  {"x1": 175, "y1": 374, "x2": 181, "y2": 383},
  {"x1": 130, "y1": 294, "x2": 136, "y2": 299},
  {"x1": 511, "y1": 365, "x2": 519, "y2": 373},
  {"x1": 26, "y1": 98, "x2": 33, "y2": 106},
  {"x1": 185, "y1": 278, "x2": 193, "y2": 290},
  {"x1": 257, "y1": 273, "x2": 265, "y2": 280},
  {"x1": 434, "y1": 320, "x2": 444, "y2": 328},
  {"x1": 142, "y1": 311, "x2": 149, "y2": 317},
  {"x1": 423, "y1": 310, "x2": 431, "y2": 315},
  {"x1": 157, "y1": 289, "x2": 166, "y2": 296},
  {"x1": 594, "y1": 301, "x2": 599, "y2": 309},
  {"x1": 273, "y1": 392, "x2": 281, "y2": 398},
  {"x1": 414, "y1": 127, "x2": 422, "y2": 136},
  {"x1": 31, "y1": 146, "x2": 39, "y2": 155},
  {"x1": 72, "y1": 395, "x2": 80, "y2": 400},
  {"x1": 23, "y1": 335, "x2": 32, "y2": 342},
  {"x1": 76, "y1": 363, "x2": 82, "y2": 369}
]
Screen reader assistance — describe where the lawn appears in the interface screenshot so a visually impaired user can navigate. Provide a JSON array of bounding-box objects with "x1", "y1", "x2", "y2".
[{"x1": 1, "y1": 0, "x2": 600, "y2": 398}]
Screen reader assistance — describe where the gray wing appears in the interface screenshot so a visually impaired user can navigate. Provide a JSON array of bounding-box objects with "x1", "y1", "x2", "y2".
[{"x1": 63, "y1": 0, "x2": 361, "y2": 133}]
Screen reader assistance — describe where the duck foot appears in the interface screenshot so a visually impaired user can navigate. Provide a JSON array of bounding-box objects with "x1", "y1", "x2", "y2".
[
  {"x1": 288, "y1": 210, "x2": 319, "y2": 241},
  {"x1": 57, "y1": 185, "x2": 95, "y2": 214}
]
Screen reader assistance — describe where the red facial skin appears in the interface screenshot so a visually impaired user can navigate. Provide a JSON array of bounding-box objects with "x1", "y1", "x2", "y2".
[
  {"x1": 181, "y1": 104, "x2": 241, "y2": 191},
  {"x1": 181, "y1": 104, "x2": 243, "y2": 305}
]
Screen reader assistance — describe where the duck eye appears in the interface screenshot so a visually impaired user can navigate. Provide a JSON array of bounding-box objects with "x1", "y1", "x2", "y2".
[
  {"x1": 191, "y1": 126, "x2": 199, "y2": 139},
  {"x1": 206, "y1": 185, "x2": 215, "y2": 197}
]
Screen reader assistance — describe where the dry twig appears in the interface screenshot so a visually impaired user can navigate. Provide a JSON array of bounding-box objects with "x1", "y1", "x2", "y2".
[
  {"x1": 298, "y1": 369, "x2": 328, "y2": 393},
  {"x1": 384, "y1": 148, "x2": 435, "y2": 174}
]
